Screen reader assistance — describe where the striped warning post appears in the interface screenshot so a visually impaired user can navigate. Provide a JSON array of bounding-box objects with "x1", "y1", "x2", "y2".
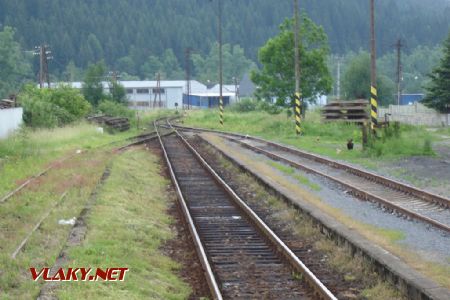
[
  {"x1": 370, "y1": 86, "x2": 378, "y2": 130},
  {"x1": 294, "y1": 92, "x2": 301, "y2": 135},
  {"x1": 219, "y1": 96, "x2": 224, "y2": 125}
]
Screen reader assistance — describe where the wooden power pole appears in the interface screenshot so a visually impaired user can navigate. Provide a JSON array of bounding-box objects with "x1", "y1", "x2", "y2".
[{"x1": 395, "y1": 38, "x2": 404, "y2": 106}]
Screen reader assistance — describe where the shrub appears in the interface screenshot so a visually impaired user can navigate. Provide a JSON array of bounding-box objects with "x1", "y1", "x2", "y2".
[
  {"x1": 229, "y1": 98, "x2": 259, "y2": 112},
  {"x1": 97, "y1": 100, "x2": 134, "y2": 119},
  {"x1": 20, "y1": 85, "x2": 91, "y2": 128}
]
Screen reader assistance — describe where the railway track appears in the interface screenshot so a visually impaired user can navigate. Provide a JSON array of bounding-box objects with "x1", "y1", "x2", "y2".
[
  {"x1": 155, "y1": 120, "x2": 337, "y2": 299},
  {"x1": 172, "y1": 123, "x2": 450, "y2": 234}
]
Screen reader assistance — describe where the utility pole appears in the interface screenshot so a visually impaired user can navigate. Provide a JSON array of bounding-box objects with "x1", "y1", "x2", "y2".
[
  {"x1": 185, "y1": 48, "x2": 192, "y2": 109},
  {"x1": 370, "y1": 0, "x2": 378, "y2": 132},
  {"x1": 153, "y1": 73, "x2": 161, "y2": 108},
  {"x1": 233, "y1": 76, "x2": 239, "y2": 102},
  {"x1": 395, "y1": 38, "x2": 404, "y2": 106},
  {"x1": 218, "y1": 0, "x2": 224, "y2": 125},
  {"x1": 34, "y1": 44, "x2": 52, "y2": 88},
  {"x1": 294, "y1": 0, "x2": 302, "y2": 135},
  {"x1": 336, "y1": 56, "x2": 341, "y2": 100}
]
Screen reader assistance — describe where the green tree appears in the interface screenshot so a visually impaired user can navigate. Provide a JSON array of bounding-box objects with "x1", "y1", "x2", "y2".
[
  {"x1": 108, "y1": 81, "x2": 127, "y2": 103},
  {"x1": 193, "y1": 43, "x2": 254, "y2": 83},
  {"x1": 115, "y1": 56, "x2": 136, "y2": 75},
  {"x1": 82, "y1": 61, "x2": 106, "y2": 106},
  {"x1": 0, "y1": 26, "x2": 32, "y2": 97},
  {"x1": 342, "y1": 51, "x2": 395, "y2": 106},
  {"x1": 251, "y1": 16, "x2": 332, "y2": 105},
  {"x1": 63, "y1": 60, "x2": 83, "y2": 82},
  {"x1": 140, "y1": 55, "x2": 163, "y2": 79},
  {"x1": 423, "y1": 32, "x2": 450, "y2": 112}
]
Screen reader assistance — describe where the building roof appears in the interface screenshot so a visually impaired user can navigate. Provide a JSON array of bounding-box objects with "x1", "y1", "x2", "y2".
[
  {"x1": 43, "y1": 80, "x2": 208, "y2": 94},
  {"x1": 189, "y1": 92, "x2": 235, "y2": 97},
  {"x1": 208, "y1": 84, "x2": 238, "y2": 94}
]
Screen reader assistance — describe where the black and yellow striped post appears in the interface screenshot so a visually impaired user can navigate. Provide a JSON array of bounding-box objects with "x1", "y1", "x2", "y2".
[
  {"x1": 370, "y1": 86, "x2": 378, "y2": 131},
  {"x1": 294, "y1": 92, "x2": 301, "y2": 135},
  {"x1": 219, "y1": 96, "x2": 224, "y2": 125}
]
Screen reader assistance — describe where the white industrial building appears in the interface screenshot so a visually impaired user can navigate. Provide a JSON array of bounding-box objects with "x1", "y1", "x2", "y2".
[{"x1": 43, "y1": 80, "x2": 240, "y2": 110}]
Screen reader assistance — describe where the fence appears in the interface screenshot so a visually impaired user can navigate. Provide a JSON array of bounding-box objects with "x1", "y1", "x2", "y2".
[
  {"x1": 378, "y1": 103, "x2": 449, "y2": 127},
  {"x1": 0, "y1": 107, "x2": 23, "y2": 139}
]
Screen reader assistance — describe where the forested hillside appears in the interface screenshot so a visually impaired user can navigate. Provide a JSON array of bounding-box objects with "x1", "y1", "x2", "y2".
[{"x1": 0, "y1": 0, "x2": 449, "y2": 80}]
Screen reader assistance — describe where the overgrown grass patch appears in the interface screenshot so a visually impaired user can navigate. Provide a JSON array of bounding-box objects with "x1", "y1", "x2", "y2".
[
  {"x1": 57, "y1": 149, "x2": 191, "y2": 299},
  {"x1": 267, "y1": 160, "x2": 321, "y2": 191},
  {"x1": 0, "y1": 110, "x2": 174, "y2": 197},
  {"x1": 0, "y1": 150, "x2": 111, "y2": 299},
  {"x1": 184, "y1": 109, "x2": 437, "y2": 166}
]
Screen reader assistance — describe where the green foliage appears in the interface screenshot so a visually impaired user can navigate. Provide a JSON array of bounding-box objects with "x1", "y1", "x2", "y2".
[
  {"x1": 251, "y1": 16, "x2": 332, "y2": 106},
  {"x1": 0, "y1": 26, "x2": 32, "y2": 97},
  {"x1": 375, "y1": 45, "x2": 443, "y2": 94},
  {"x1": 365, "y1": 124, "x2": 435, "y2": 157},
  {"x1": 97, "y1": 100, "x2": 133, "y2": 119},
  {"x1": 140, "y1": 49, "x2": 184, "y2": 80},
  {"x1": 192, "y1": 43, "x2": 255, "y2": 84},
  {"x1": 341, "y1": 51, "x2": 395, "y2": 105},
  {"x1": 229, "y1": 98, "x2": 260, "y2": 113},
  {"x1": 108, "y1": 81, "x2": 127, "y2": 104},
  {"x1": 82, "y1": 61, "x2": 106, "y2": 106},
  {"x1": 185, "y1": 110, "x2": 435, "y2": 162},
  {"x1": 1, "y1": 0, "x2": 449, "y2": 80},
  {"x1": 20, "y1": 85, "x2": 91, "y2": 128},
  {"x1": 423, "y1": 32, "x2": 450, "y2": 113}
]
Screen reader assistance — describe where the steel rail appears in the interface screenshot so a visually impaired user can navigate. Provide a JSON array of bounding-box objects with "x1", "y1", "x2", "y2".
[
  {"x1": 171, "y1": 123, "x2": 450, "y2": 233},
  {"x1": 166, "y1": 122, "x2": 337, "y2": 300},
  {"x1": 227, "y1": 137, "x2": 450, "y2": 234},
  {"x1": 172, "y1": 124, "x2": 450, "y2": 209},
  {"x1": 154, "y1": 121, "x2": 223, "y2": 300}
]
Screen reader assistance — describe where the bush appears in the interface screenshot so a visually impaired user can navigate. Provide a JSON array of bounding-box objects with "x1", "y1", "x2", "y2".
[
  {"x1": 20, "y1": 85, "x2": 91, "y2": 128},
  {"x1": 97, "y1": 100, "x2": 134, "y2": 119},
  {"x1": 229, "y1": 98, "x2": 259, "y2": 112}
]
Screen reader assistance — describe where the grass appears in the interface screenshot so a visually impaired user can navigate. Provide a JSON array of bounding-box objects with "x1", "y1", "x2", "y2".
[
  {"x1": 0, "y1": 149, "x2": 111, "y2": 299},
  {"x1": 0, "y1": 109, "x2": 175, "y2": 197},
  {"x1": 267, "y1": 161, "x2": 321, "y2": 191},
  {"x1": 57, "y1": 149, "x2": 191, "y2": 299},
  {"x1": 183, "y1": 109, "x2": 438, "y2": 168}
]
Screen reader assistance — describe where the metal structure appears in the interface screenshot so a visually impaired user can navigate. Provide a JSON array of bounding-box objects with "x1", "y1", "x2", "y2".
[
  {"x1": 294, "y1": 0, "x2": 301, "y2": 135},
  {"x1": 172, "y1": 124, "x2": 450, "y2": 234},
  {"x1": 218, "y1": 0, "x2": 224, "y2": 125},
  {"x1": 370, "y1": 0, "x2": 378, "y2": 131},
  {"x1": 153, "y1": 73, "x2": 162, "y2": 108},
  {"x1": 156, "y1": 119, "x2": 337, "y2": 299}
]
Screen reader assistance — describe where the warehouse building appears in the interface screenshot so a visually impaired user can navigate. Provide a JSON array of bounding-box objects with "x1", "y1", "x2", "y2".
[{"x1": 42, "y1": 80, "x2": 241, "y2": 110}]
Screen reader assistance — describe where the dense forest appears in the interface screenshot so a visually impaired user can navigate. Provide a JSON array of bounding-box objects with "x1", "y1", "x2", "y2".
[{"x1": 0, "y1": 0, "x2": 449, "y2": 81}]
